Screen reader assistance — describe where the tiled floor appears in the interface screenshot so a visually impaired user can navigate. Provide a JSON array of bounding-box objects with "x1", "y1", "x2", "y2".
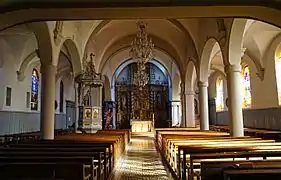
[{"x1": 110, "y1": 134, "x2": 173, "y2": 180}]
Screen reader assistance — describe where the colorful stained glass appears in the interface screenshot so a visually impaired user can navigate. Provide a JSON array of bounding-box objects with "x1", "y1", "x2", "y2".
[
  {"x1": 31, "y1": 69, "x2": 39, "y2": 110},
  {"x1": 241, "y1": 64, "x2": 251, "y2": 108},
  {"x1": 216, "y1": 76, "x2": 224, "y2": 111},
  {"x1": 275, "y1": 57, "x2": 281, "y2": 105}
]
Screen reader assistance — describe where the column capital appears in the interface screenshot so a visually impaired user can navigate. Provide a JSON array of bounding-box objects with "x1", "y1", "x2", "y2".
[
  {"x1": 185, "y1": 91, "x2": 195, "y2": 95},
  {"x1": 224, "y1": 64, "x2": 241, "y2": 74},
  {"x1": 40, "y1": 64, "x2": 57, "y2": 74},
  {"x1": 198, "y1": 81, "x2": 208, "y2": 87}
]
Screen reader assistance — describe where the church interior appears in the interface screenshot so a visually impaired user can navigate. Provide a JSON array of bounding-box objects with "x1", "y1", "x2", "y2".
[{"x1": 2, "y1": 1, "x2": 281, "y2": 180}]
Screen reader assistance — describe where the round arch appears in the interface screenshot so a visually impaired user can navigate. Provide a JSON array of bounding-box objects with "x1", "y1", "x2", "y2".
[
  {"x1": 60, "y1": 38, "x2": 82, "y2": 76},
  {"x1": 185, "y1": 60, "x2": 198, "y2": 92},
  {"x1": 98, "y1": 34, "x2": 184, "y2": 77},
  {"x1": 228, "y1": 19, "x2": 248, "y2": 65},
  {"x1": 111, "y1": 58, "x2": 172, "y2": 102},
  {"x1": 200, "y1": 38, "x2": 222, "y2": 82}
]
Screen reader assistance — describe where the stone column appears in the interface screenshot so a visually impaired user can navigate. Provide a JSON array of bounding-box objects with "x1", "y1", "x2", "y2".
[
  {"x1": 226, "y1": 64, "x2": 244, "y2": 136},
  {"x1": 40, "y1": 64, "x2": 56, "y2": 140},
  {"x1": 185, "y1": 91, "x2": 196, "y2": 127},
  {"x1": 198, "y1": 81, "x2": 209, "y2": 130},
  {"x1": 74, "y1": 83, "x2": 79, "y2": 132},
  {"x1": 171, "y1": 101, "x2": 180, "y2": 126},
  {"x1": 180, "y1": 83, "x2": 186, "y2": 127},
  {"x1": 180, "y1": 93, "x2": 187, "y2": 127}
]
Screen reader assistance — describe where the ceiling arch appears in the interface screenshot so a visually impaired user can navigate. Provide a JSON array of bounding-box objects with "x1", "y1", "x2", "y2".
[
  {"x1": 98, "y1": 34, "x2": 184, "y2": 77},
  {"x1": 84, "y1": 20, "x2": 191, "y2": 73}
]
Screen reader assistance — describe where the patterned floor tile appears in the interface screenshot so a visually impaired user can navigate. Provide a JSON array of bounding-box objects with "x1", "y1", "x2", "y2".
[{"x1": 110, "y1": 135, "x2": 173, "y2": 180}]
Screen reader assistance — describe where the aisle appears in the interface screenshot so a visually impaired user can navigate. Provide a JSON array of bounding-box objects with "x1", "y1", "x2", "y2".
[{"x1": 110, "y1": 134, "x2": 173, "y2": 180}]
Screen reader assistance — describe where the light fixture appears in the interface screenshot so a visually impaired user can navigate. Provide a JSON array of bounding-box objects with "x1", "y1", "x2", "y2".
[{"x1": 130, "y1": 21, "x2": 154, "y2": 89}]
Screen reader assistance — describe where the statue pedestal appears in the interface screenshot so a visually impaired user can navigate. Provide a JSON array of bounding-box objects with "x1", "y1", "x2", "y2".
[{"x1": 131, "y1": 120, "x2": 153, "y2": 132}]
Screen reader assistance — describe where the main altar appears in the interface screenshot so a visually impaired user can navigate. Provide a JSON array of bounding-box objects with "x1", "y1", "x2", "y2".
[
  {"x1": 115, "y1": 21, "x2": 170, "y2": 131},
  {"x1": 130, "y1": 86, "x2": 154, "y2": 133}
]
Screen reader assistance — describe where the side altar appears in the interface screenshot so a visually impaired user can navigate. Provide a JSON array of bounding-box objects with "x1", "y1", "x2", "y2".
[{"x1": 76, "y1": 53, "x2": 103, "y2": 132}]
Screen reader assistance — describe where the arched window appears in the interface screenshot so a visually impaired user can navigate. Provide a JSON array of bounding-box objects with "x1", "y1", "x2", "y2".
[
  {"x1": 240, "y1": 64, "x2": 252, "y2": 108},
  {"x1": 59, "y1": 81, "x2": 64, "y2": 113},
  {"x1": 216, "y1": 76, "x2": 224, "y2": 111},
  {"x1": 31, "y1": 69, "x2": 39, "y2": 110},
  {"x1": 275, "y1": 49, "x2": 281, "y2": 105}
]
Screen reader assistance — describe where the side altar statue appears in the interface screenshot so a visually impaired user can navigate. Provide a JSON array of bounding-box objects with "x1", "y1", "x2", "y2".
[{"x1": 75, "y1": 53, "x2": 103, "y2": 132}]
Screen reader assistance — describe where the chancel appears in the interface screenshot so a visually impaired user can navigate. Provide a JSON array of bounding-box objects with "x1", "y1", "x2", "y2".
[{"x1": 3, "y1": 1, "x2": 281, "y2": 180}]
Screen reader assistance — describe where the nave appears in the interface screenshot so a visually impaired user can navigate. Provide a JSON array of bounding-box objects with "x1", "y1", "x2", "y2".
[{"x1": 3, "y1": 127, "x2": 281, "y2": 180}]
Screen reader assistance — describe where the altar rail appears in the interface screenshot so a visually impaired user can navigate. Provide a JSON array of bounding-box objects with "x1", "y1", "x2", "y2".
[{"x1": 215, "y1": 107, "x2": 281, "y2": 130}]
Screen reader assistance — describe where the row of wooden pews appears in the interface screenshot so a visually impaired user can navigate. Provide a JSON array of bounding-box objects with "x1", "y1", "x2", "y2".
[
  {"x1": 210, "y1": 125, "x2": 281, "y2": 141},
  {"x1": 0, "y1": 129, "x2": 71, "y2": 144},
  {"x1": 155, "y1": 128, "x2": 281, "y2": 180},
  {"x1": 0, "y1": 129, "x2": 130, "y2": 180}
]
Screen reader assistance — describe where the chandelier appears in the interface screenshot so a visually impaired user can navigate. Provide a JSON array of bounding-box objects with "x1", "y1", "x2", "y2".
[{"x1": 130, "y1": 21, "x2": 154, "y2": 88}]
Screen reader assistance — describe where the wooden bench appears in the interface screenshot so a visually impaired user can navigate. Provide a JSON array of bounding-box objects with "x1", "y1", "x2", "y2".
[
  {"x1": 0, "y1": 144, "x2": 108, "y2": 180},
  {"x1": 0, "y1": 155, "x2": 98, "y2": 180},
  {"x1": 210, "y1": 125, "x2": 281, "y2": 141},
  {"x1": 181, "y1": 145, "x2": 281, "y2": 179},
  {"x1": 155, "y1": 129, "x2": 281, "y2": 180},
  {"x1": 10, "y1": 140, "x2": 114, "y2": 175},
  {"x1": 201, "y1": 159, "x2": 281, "y2": 180}
]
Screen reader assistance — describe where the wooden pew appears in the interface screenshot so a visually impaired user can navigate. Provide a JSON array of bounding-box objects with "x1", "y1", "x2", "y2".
[
  {"x1": 0, "y1": 129, "x2": 128, "y2": 180},
  {"x1": 55, "y1": 134, "x2": 125, "y2": 165},
  {"x1": 180, "y1": 145, "x2": 281, "y2": 179},
  {"x1": 0, "y1": 156, "x2": 98, "y2": 180},
  {"x1": 201, "y1": 160, "x2": 281, "y2": 180},
  {"x1": 10, "y1": 140, "x2": 113, "y2": 176},
  {"x1": 0, "y1": 144, "x2": 108, "y2": 180},
  {"x1": 223, "y1": 169, "x2": 281, "y2": 180},
  {"x1": 155, "y1": 129, "x2": 281, "y2": 179},
  {"x1": 210, "y1": 125, "x2": 281, "y2": 141}
]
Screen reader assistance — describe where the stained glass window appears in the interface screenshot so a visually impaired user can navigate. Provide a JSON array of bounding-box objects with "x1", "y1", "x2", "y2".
[
  {"x1": 31, "y1": 69, "x2": 39, "y2": 110},
  {"x1": 216, "y1": 76, "x2": 224, "y2": 111},
  {"x1": 275, "y1": 55, "x2": 281, "y2": 105},
  {"x1": 241, "y1": 64, "x2": 252, "y2": 108}
]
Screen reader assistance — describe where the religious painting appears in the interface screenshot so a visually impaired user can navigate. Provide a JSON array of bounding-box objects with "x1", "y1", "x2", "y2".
[
  {"x1": 103, "y1": 101, "x2": 115, "y2": 129},
  {"x1": 84, "y1": 108, "x2": 92, "y2": 120},
  {"x1": 92, "y1": 108, "x2": 98, "y2": 120}
]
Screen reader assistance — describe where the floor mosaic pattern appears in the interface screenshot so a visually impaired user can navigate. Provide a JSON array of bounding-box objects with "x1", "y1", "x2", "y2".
[{"x1": 110, "y1": 135, "x2": 173, "y2": 180}]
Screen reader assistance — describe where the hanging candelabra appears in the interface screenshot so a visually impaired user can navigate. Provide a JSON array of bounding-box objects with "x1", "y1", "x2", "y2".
[{"x1": 130, "y1": 21, "x2": 154, "y2": 89}]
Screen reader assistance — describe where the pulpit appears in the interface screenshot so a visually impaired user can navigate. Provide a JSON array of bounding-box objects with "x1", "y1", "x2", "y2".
[
  {"x1": 75, "y1": 53, "x2": 103, "y2": 132},
  {"x1": 131, "y1": 119, "x2": 153, "y2": 132},
  {"x1": 78, "y1": 106, "x2": 102, "y2": 131}
]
